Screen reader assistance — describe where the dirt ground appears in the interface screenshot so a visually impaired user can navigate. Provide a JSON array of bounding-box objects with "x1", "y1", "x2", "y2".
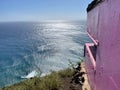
[
  {"x1": 60, "y1": 77, "x2": 82, "y2": 90},
  {"x1": 60, "y1": 62, "x2": 91, "y2": 90}
]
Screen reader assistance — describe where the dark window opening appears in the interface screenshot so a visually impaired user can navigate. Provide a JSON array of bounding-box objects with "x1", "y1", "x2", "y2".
[{"x1": 89, "y1": 45, "x2": 97, "y2": 61}]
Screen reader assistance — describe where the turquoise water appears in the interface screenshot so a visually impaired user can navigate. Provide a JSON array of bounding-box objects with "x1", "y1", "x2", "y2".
[{"x1": 0, "y1": 21, "x2": 90, "y2": 87}]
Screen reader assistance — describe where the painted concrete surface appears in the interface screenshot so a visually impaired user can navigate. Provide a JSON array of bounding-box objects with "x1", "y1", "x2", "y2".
[
  {"x1": 85, "y1": 0, "x2": 120, "y2": 90},
  {"x1": 85, "y1": 43, "x2": 96, "y2": 89}
]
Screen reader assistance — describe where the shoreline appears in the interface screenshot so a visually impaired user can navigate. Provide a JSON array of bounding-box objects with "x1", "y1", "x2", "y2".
[{"x1": 0, "y1": 62, "x2": 91, "y2": 90}]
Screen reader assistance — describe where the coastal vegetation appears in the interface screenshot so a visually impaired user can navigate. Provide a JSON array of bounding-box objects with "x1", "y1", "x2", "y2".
[
  {"x1": 0, "y1": 68, "x2": 74, "y2": 90},
  {"x1": 0, "y1": 61, "x2": 86, "y2": 90}
]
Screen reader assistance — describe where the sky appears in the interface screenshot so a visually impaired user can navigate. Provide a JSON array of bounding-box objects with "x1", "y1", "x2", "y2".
[{"x1": 0, "y1": 0, "x2": 92, "y2": 22}]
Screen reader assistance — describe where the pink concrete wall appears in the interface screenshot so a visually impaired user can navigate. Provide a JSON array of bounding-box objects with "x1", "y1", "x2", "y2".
[
  {"x1": 85, "y1": 43, "x2": 96, "y2": 89},
  {"x1": 86, "y1": 0, "x2": 120, "y2": 90}
]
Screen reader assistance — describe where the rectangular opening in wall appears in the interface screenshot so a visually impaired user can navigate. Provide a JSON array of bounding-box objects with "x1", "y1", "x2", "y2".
[
  {"x1": 84, "y1": 43, "x2": 96, "y2": 70},
  {"x1": 89, "y1": 45, "x2": 97, "y2": 61}
]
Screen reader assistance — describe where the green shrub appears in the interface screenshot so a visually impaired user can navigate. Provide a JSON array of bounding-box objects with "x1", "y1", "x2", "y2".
[
  {"x1": 39, "y1": 72, "x2": 61, "y2": 90},
  {"x1": 58, "y1": 68, "x2": 74, "y2": 78}
]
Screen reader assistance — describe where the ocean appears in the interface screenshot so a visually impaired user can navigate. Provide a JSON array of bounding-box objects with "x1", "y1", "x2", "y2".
[{"x1": 0, "y1": 21, "x2": 90, "y2": 87}]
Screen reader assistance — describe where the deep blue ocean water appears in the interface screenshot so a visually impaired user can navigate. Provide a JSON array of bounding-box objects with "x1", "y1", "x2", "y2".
[{"x1": 0, "y1": 21, "x2": 90, "y2": 87}]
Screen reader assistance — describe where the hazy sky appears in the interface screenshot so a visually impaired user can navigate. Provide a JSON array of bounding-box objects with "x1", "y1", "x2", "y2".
[{"x1": 0, "y1": 0, "x2": 92, "y2": 22}]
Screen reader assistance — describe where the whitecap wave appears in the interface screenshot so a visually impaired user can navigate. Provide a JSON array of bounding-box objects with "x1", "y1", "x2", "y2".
[
  {"x1": 21, "y1": 70, "x2": 38, "y2": 79},
  {"x1": 21, "y1": 70, "x2": 50, "y2": 79}
]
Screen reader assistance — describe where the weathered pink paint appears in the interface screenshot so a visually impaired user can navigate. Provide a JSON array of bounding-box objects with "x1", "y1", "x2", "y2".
[
  {"x1": 85, "y1": 0, "x2": 120, "y2": 90},
  {"x1": 85, "y1": 43, "x2": 96, "y2": 89}
]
